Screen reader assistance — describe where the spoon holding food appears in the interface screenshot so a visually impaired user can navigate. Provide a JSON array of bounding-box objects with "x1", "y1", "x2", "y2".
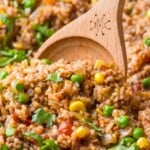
[{"x1": 35, "y1": 0, "x2": 127, "y2": 75}]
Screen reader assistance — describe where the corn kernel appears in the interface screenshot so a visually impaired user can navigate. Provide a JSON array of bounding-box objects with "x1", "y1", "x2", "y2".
[
  {"x1": 76, "y1": 126, "x2": 89, "y2": 138},
  {"x1": 136, "y1": 137, "x2": 150, "y2": 149},
  {"x1": 0, "y1": 20, "x2": 3, "y2": 27},
  {"x1": 94, "y1": 60, "x2": 105, "y2": 69},
  {"x1": 69, "y1": 101, "x2": 86, "y2": 112},
  {"x1": 13, "y1": 42, "x2": 24, "y2": 49},
  {"x1": 96, "y1": 108, "x2": 103, "y2": 115},
  {"x1": 91, "y1": 0, "x2": 98, "y2": 5},
  {"x1": 94, "y1": 72, "x2": 104, "y2": 84},
  {"x1": 0, "y1": 8, "x2": 6, "y2": 14},
  {"x1": 35, "y1": 87, "x2": 42, "y2": 94},
  {"x1": 108, "y1": 62, "x2": 114, "y2": 69}
]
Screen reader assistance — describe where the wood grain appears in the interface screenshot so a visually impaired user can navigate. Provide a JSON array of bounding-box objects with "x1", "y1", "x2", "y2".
[{"x1": 35, "y1": 0, "x2": 127, "y2": 75}]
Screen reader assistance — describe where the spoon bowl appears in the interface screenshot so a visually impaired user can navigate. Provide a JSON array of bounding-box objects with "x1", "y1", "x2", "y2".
[{"x1": 35, "y1": 0, "x2": 127, "y2": 74}]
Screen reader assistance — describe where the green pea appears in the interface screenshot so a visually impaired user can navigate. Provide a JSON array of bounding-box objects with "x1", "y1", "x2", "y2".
[
  {"x1": 132, "y1": 127, "x2": 144, "y2": 140},
  {"x1": 41, "y1": 58, "x2": 51, "y2": 65},
  {"x1": 16, "y1": 83, "x2": 24, "y2": 92},
  {"x1": 142, "y1": 77, "x2": 150, "y2": 88},
  {"x1": 0, "y1": 71, "x2": 8, "y2": 80},
  {"x1": 103, "y1": 105, "x2": 114, "y2": 117},
  {"x1": 35, "y1": 32, "x2": 44, "y2": 45},
  {"x1": 120, "y1": 137, "x2": 135, "y2": 146},
  {"x1": 23, "y1": 0, "x2": 35, "y2": 9},
  {"x1": 144, "y1": 37, "x2": 150, "y2": 46},
  {"x1": 17, "y1": 93, "x2": 29, "y2": 104},
  {"x1": 117, "y1": 115, "x2": 130, "y2": 128},
  {"x1": 71, "y1": 74, "x2": 84, "y2": 84},
  {"x1": 5, "y1": 127, "x2": 15, "y2": 137}
]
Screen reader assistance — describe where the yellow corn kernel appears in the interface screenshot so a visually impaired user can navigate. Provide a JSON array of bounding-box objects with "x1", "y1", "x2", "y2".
[
  {"x1": 0, "y1": 20, "x2": 3, "y2": 27},
  {"x1": 94, "y1": 60, "x2": 105, "y2": 69},
  {"x1": 96, "y1": 108, "x2": 103, "y2": 115},
  {"x1": 13, "y1": 42, "x2": 24, "y2": 49},
  {"x1": 94, "y1": 72, "x2": 104, "y2": 84},
  {"x1": 146, "y1": 10, "x2": 150, "y2": 19},
  {"x1": 91, "y1": 0, "x2": 98, "y2": 5},
  {"x1": 76, "y1": 126, "x2": 89, "y2": 138},
  {"x1": 69, "y1": 101, "x2": 86, "y2": 112},
  {"x1": 136, "y1": 137, "x2": 150, "y2": 149},
  {"x1": 108, "y1": 62, "x2": 114, "y2": 69},
  {"x1": 0, "y1": 7, "x2": 6, "y2": 14}
]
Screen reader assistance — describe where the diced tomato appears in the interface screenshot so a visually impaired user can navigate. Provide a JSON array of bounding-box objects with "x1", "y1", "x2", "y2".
[
  {"x1": 12, "y1": 113, "x2": 21, "y2": 122},
  {"x1": 132, "y1": 83, "x2": 142, "y2": 92},
  {"x1": 58, "y1": 120, "x2": 73, "y2": 136},
  {"x1": 42, "y1": 0, "x2": 56, "y2": 5}
]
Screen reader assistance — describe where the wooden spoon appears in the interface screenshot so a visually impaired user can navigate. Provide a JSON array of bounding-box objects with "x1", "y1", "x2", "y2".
[{"x1": 35, "y1": 0, "x2": 127, "y2": 74}]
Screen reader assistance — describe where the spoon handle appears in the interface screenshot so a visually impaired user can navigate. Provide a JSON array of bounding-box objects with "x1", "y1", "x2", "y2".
[{"x1": 37, "y1": 0, "x2": 127, "y2": 74}]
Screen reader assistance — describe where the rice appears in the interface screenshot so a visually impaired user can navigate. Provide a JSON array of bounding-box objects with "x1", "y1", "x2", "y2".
[{"x1": 0, "y1": 0, "x2": 150, "y2": 149}]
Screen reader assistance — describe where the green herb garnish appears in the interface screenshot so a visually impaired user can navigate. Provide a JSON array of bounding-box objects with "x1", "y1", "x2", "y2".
[
  {"x1": 82, "y1": 118, "x2": 102, "y2": 136},
  {"x1": 5, "y1": 127, "x2": 15, "y2": 137},
  {"x1": 46, "y1": 73, "x2": 63, "y2": 83},
  {"x1": 0, "y1": 49, "x2": 27, "y2": 67},
  {"x1": 33, "y1": 24, "x2": 55, "y2": 37},
  {"x1": 40, "y1": 139, "x2": 59, "y2": 150},
  {"x1": 24, "y1": 132, "x2": 43, "y2": 146},
  {"x1": 108, "y1": 143, "x2": 139, "y2": 150},
  {"x1": 32, "y1": 108, "x2": 56, "y2": 127},
  {"x1": 24, "y1": 132, "x2": 59, "y2": 150},
  {"x1": 0, "y1": 14, "x2": 15, "y2": 48},
  {"x1": 0, "y1": 144, "x2": 9, "y2": 150}
]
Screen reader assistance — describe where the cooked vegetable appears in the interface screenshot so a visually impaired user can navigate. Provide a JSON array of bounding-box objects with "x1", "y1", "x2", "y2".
[
  {"x1": 0, "y1": 144, "x2": 9, "y2": 150},
  {"x1": 144, "y1": 37, "x2": 150, "y2": 46},
  {"x1": 16, "y1": 83, "x2": 25, "y2": 92},
  {"x1": 0, "y1": 49, "x2": 27, "y2": 67},
  {"x1": 0, "y1": 14, "x2": 15, "y2": 48},
  {"x1": 69, "y1": 101, "x2": 86, "y2": 112},
  {"x1": 75, "y1": 126, "x2": 89, "y2": 139},
  {"x1": 94, "y1": 60, "x2": 105, "y2": 69},
  {"x1": 94, "y1": 72, "x2": 104, "y2": 84},
  {"x1": 120, "y1": 137, "x2": 135, "y2": 146},
  {"x1": 42, "y1": 0, "x2": 56, "y2": 5},
  {"x1": 33, "y1": 24, "x2": 55, "y2": 37},
  {"x1": 16, "y1": 93, "x2": 29, "y2": 104},
  {"x1": 0, "y1": 83, "x2": 3, "y2": 91},
  {"x1": 132, "y1": 128, "x2": 144, "y2": 140},
  {"x1": 117, "y1": 115, "x2": 130, "y2": 128},
  {"x1": 58, "y1": 120, "x2": 73, "y2": 136},
  {"x1": 0, "y1": 71, "x2": 8, "y2": 80},
  {"x1": 108, "y1": 143, "x2": 139, "y2": 150},
  {"x1": 142, "y1": 77, "x2": 150, "y2": 88},
  {"x1": 24, "y1": 132, "x2": 59, "y2": 149},
  {"x1": 46, "y1": 73, "x2": 63, "y2": 83},
  {"x1": 35, "y1": 32, "x2": 44, "y2": 45},
  {"x1": 82, "y1": 118, "x2": 102, "y2": 137},
  {"x1": 41, "y1": 58, "x2": 51, "y2": 65},
  {"x1": 24, "y1": 132, "x2": 43, "y2": 146},
  {"x1": 70, "y1": 74, "x2": 84, "y2": 84},
  {"x1": 32, "y1": 108, "x2": 56, "y2": 127},
  {"x1": 40, "y1": 139, "x2": 59, "y2": 150},
  {"x1": 23, "y1": 0, "x2": 35, "y2": 9},
  {"x1": 5, "y1": 127, "x2": 15, "y2": 137},
  {"x1": 136, "y1": 137, "x2": 150, "y2": 149},
  {"x1": 103, "y1": 105, "x2": 114, "y2": 117}
]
